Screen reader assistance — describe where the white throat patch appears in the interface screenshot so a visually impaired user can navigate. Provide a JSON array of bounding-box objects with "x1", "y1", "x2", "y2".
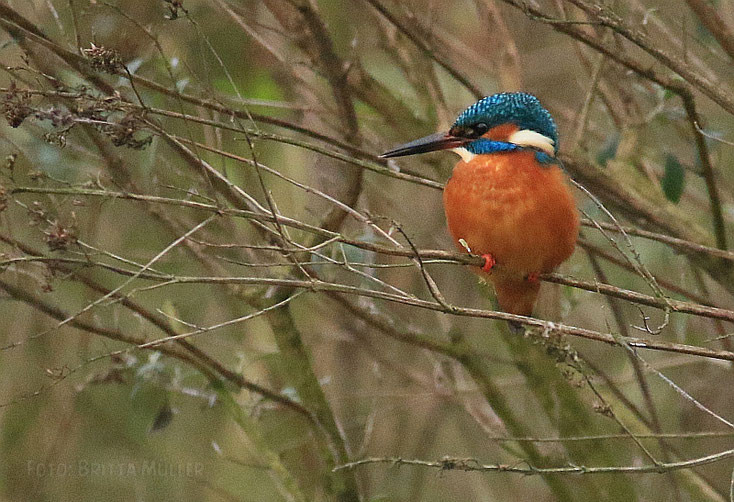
[
  {"x1": 452, "y1": 147, "x2": 476, "y2": 162},
  {"x1": 507, "y1": 129, "x2": 555, "y2": 156}
]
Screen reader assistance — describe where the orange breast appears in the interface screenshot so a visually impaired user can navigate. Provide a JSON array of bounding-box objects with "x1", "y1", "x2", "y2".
[{"x1": 443, "y1": 151, "x2": 578, "y2": 314}]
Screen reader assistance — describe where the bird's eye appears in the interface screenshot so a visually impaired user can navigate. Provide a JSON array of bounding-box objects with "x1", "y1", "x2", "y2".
[
  {"x1": 449, "y1": 123, "x2": 489, "y2": 139},
  {"x1": 473, "y1": 122, "x2": 489, "y2": 136}
]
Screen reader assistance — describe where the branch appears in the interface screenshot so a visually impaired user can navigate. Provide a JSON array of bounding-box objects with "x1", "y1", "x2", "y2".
[
  {"x1": 121, "y1": 274, "x2": 734, "y2": 362},
  {"x1": 683, "y1": 0, "x2": 734, "y2": 62},
  {"x1": 333, "y1": 449, "x2": 734, "y2": 475},
  {"x1": 9, "y1": 186, "x2": 734, "y2": 324},
  {"x1": 363, "y1": 0, "x2": 484, "y2": 98},
  {"x1": 680, "y1": 93, "x2": 729, "y2": 252},
  {"x1": 563, "y1": 0, "x2": 734, "y2": 116}
]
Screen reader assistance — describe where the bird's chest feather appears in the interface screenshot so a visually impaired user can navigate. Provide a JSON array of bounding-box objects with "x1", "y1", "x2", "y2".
[{"x1": 443, "y1": 151, "x2": 579, "y2": 276}]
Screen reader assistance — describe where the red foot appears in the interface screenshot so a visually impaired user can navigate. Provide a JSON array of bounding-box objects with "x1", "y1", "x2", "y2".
[
  {"x1": 526, "y1": 272, "x2": 539, "y2": 283},
  {"x1": 481, "y1": 254, "x2": 496, "y2": 273}
]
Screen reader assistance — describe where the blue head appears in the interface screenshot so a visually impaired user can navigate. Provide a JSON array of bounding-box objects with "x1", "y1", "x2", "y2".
[{"x1": 381, "y1": 92, "x2": 558, "y2": 161}]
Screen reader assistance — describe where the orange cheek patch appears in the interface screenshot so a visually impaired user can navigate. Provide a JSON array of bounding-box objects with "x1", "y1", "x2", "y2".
[{"x1": 482, "y1": 123, "x2": 519, "y2": 142}]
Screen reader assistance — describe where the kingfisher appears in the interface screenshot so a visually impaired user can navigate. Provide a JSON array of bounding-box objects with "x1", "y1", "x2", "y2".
[{"x1": 381, "y1": 92, "x2": 579, "y2": 319}]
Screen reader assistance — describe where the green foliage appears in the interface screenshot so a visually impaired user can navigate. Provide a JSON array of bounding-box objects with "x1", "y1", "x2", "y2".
[
  {"x1": 596, "y1": 135, "x2": 619, "y2": 166},
  {"x1": 660, "y1": 154, "x2": 686, "y2": 203}
]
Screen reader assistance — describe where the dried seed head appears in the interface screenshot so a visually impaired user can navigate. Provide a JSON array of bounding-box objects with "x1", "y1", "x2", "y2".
[
  {"x1": 43, "y1": 131, "x2": 67, "y2": 147},
  {"x1": 45, "y1": 221, "x2": 77, "y2": 251},
  {"x1": 82, "y1": 43, "x2": 124, "y2": 74},
  {"x1": 2, "y1": 81, "x2": 33, "y2": 127},
  {"x1": 164, "y1": 0, "x2": 187, "y2": 20},
  {"x1": 593, "y1": 401, "x2": 613, "y2": 418},
  {"x1": 102, "y1": 114, "x2": 152, "y2": 149}
]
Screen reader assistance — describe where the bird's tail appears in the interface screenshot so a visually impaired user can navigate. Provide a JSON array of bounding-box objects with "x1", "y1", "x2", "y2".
[{"x1": 492, "y1": 276, "x2": 540, "y2": 318}]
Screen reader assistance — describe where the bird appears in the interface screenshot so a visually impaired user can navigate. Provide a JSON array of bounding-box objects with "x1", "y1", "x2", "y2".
[{"x1": 380, "y1": 92, "x2": 579, "y2": 320}]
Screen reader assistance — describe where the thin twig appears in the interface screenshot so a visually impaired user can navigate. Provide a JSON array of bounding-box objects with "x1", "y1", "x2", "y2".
[{"x1": 333, "y1": 449, "x2": 734, "y2": 474}]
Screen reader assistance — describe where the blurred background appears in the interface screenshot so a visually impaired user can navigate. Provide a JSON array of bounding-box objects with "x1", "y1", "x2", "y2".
[{"x1": 1, "y1": 0, "x2": 734, "y2": 500}]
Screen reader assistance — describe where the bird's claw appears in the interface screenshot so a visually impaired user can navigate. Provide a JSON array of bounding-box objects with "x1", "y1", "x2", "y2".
[{"x1": 481, "y1": 254, "x2": 496, "y2": 273}]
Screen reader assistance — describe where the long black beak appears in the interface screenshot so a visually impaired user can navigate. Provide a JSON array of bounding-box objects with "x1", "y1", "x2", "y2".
[{"x1": 379, "y1": 132, "x2": 469, "y2": 158}]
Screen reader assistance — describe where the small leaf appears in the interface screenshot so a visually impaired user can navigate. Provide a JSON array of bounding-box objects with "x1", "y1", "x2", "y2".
[
  {"x1": 596, "y1": 136, "x2": 619, "y2": 166},
  {"x1": 149, "y1": 401, "x2": 174, "y2": 432},
  {"x1": 661, "y1": 154, "x2": 685, "y2": 203}
]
